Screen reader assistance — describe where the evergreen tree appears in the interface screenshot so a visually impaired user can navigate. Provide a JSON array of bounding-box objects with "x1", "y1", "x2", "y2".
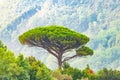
[{"x1": 19, "y1": 25, "x2": 93, "y2": 69}]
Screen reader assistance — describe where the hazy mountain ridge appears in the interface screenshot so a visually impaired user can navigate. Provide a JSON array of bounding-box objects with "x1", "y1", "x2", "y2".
[{"x1": 0, "y1": 0, "x2": 120, "y2": 71}]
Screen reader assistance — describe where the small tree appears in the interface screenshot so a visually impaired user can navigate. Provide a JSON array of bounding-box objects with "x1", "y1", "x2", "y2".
[
  {"x1": 26, "y1": 56, "x2": 52, "y2": 80},
  {"x1": 19, "y1": 25, "x2": 93, "y2": 69},
  {"x1": 62, "y1": 63, "x2": 83, "y2": 80}
]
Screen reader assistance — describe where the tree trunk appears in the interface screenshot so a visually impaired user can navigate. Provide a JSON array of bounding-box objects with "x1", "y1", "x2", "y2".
[
  {"x1": 57, "y1": 52, "x2": 62, "y2": 70},
  {"x1": 58, "y1": 58, "x2": 62, "y2": 70}
]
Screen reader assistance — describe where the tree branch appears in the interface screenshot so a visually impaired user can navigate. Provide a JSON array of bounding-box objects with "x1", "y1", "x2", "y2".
[
  {"x1": 28, "y1": 39, "x2": 43, "y2": 47},
  {"x1": 47, "y1": 48, "x2": 58, "y2": 58},
  {"x1": 28, "y1": 39, "x2": 58, "y2": 58},
  {"x1": 62, "y1": 55, "x2": 78, "y2": 63}
]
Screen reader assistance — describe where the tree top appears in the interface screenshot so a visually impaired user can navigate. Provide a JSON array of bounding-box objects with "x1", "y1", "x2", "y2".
[{"x1": 19, "y1": 25, "x2": 89, "y2": 51}]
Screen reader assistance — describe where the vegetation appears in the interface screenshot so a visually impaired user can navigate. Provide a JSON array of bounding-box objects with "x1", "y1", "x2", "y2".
[
  {"x1": 19, "y1": 25, "x2": 93, "y2": 69},
  {"x1": 62, "y1": 62, "x2": 83, "y2": 80},
  {"x1": 0, "y1": 40, "x2": 120, "y2": 80}
]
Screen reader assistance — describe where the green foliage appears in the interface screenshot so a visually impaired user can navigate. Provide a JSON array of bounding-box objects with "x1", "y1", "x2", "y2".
[
  {"x1": 0, "y1": 48, "x2": 15, "y2": 77},
  {"x1": 97, "y1": 68, "x2": 120, "y2": 80},
  {"x1": 7, "y1": 63, "x2": 30, "y2": 80},
  {"x1": 26, "y1": 56, "x2": 52, "y2": 80},
  {"x1": 82, "y1": 64, "x2": 96, "y2": 80},
  {"x1": 81, "y1": 77, "x2": 89, "y2": 80},
  {"x1": 51, "y1": 70, "x2": 72, "y2": 80},
  {"x1": 19, "y1": 25, "x2": 89, "y2": 48},
  {"x1": 51, "y1": 70, "x2": 62, "y2": 80},
  {"x1": 19, "y1": 25, "x2": 93, "y2": 69},
  {"x1": 0, "y1": 40, "x2": 6, "y2": 49},
  {"x1": 0, "y1": 40, "x2": 53, "y2": 80},
  {"x1": 1, "y1": 40, "x2": 120, "y2": 80},
  {"x1": 35, "y1": 67, "x2": 52, "y2": 80},
  {"x1": 0, "y1": 53, "x2": 30, "y2": 80},
  {"x1": 62, "y1": 74, "x2": 73, "y2": 80},
  {"x1": 0, "y1": 40, "x2": 7, "y2": 56},
  {"x1": 76, "y1": 46, "x2": 93, "y2": 56},
  {"x1": 62, "y1": 62, "x2": 70, "y2": 69},
  {"x1": 82, "y1": 64, "x2": 91, "y2": 78},
  {"x1": 62, "y1": 63, "x2": 83, "y2": 80},
  {"x1": 16, "y1": 54, "x2": 30, "y2": 71}
]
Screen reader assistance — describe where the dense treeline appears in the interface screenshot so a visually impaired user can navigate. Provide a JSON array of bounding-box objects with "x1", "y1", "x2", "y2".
[{"x1": 0, "y1": 40, "x2": 120, "y2": 80}]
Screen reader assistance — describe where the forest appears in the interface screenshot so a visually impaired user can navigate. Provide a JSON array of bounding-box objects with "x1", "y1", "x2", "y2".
[
  {"x1": 0, "y1": 26, "x2": 120, "y2": 80},
  {"x1": 1, "y1": 40, "x2": 120, "y2": 80}
]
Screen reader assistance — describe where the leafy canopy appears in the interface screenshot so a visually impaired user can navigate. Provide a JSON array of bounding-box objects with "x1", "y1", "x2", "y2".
[
  {"x1": 76, "y1": 46, "x2": 93, "y2": 56},
  {"x1": 19, "y1": 25, "x2": 93, "y2": 69},
  {"x1": 19, "y1": 25, "x2": 89, "y2": 52}
]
